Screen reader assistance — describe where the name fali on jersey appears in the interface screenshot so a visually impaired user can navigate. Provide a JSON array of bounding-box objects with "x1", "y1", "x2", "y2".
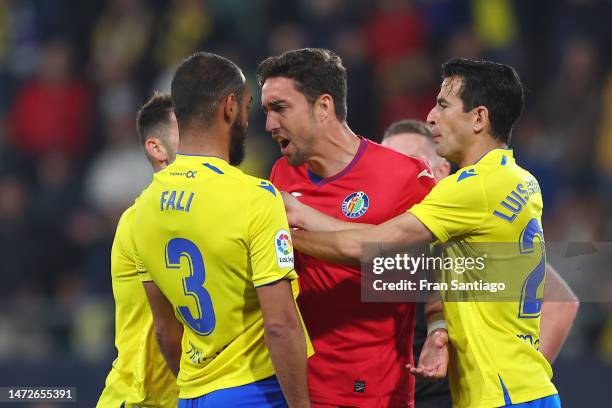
[
  {"x1": 492, "y1": 177, "x2": 541, "y2": 223},
  {"x1": 160, "y1": 190, "x2": 195, "y2": 212}
]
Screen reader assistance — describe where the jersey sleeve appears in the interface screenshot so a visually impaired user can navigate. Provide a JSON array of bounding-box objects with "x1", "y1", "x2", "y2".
[
  {"x1": 111, "y1": 207, "x2": 135, "y2": 277},
  {"x1": 130, "y1": 205, "x2": 153, "y2": 282},
  {"x1": 408, "y1": 171, "x2": 487, "y2": 243},
  {"x1": 407, "y1": 157, "x2": 437, "y2": 206},
  {"x1": 247, "y1": 181, "x2": 298, "y2": 287}
]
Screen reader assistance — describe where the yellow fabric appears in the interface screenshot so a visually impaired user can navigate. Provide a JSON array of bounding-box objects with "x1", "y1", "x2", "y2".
[
  {"x1": 133, "y1": 154, "x2": 311, "y2": 399},
  {"x1": 472, "y1": 0, "x2": 518, "y2": 49},
  {"x1": 409, "y1": 149, "x2": 558, "y2": 407},
  {"x1": 97, "y1": 205, "x2": 179, "y2": 408}
]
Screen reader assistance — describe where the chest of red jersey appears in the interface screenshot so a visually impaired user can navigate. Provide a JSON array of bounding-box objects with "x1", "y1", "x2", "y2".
[{"x1": 270, "y1": 140, "x2": 435, "y2": 223}]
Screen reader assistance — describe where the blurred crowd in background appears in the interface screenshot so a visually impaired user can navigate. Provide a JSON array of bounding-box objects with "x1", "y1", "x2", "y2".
[{"x1": 0, "y1": 0, "x2": 610, "y2": 380}]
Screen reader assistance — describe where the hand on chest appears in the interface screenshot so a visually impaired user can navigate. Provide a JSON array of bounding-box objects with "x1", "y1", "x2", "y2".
[{"x1": 290, "y1": 186, "x2": 399, "y2": 223}]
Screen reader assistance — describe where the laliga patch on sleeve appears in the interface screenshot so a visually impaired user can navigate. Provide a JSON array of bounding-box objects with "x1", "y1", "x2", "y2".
[{"x1": 274, "y1": 229, "x2": 294, "y2": 268}]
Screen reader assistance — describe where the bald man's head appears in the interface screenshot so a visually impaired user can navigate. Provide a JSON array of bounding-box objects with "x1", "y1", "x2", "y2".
[{"x1": 382, "y1": 120, "x2": 450, "y2": 180}]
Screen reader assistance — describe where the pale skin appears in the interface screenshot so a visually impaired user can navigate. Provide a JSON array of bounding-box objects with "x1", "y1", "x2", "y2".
[
  {"x1": 285, "y1": 76, "x2": 578, "y2": 379},
  {"x1": 261, "y1": 76, "x2": 361, "y2": 177},
  {"x1": 142, "y1": 84, "x2": 310, "y2": 407}
]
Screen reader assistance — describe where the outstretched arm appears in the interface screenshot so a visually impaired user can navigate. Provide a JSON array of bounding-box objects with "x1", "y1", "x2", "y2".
[
  {"x1": 292, "y1": 212, "x2": 433, "y2": 265},
  {"x1": 539, "y1": 263, "x2": 579, "y2": 363},
  {"x1": 282, "y1": 191, "x2": 361, "y2": 231}
]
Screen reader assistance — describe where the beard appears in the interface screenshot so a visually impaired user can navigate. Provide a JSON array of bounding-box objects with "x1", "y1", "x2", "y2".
[
  {"x1": 286, "y1": 148, "x2": 308, "y2": 167},
  {"x1": 229, "y1": 115, "x2": 247, "y2": 166}
]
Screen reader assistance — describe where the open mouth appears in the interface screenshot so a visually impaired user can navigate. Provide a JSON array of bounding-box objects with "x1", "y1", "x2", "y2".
[{"x1": 279, "y1": 139, "x2": 290, "y2": 149}]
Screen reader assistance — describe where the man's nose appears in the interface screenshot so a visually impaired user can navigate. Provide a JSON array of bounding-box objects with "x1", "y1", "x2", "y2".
[{"x1": 265, "y1": 113, "x2": 279, "y2": 133}]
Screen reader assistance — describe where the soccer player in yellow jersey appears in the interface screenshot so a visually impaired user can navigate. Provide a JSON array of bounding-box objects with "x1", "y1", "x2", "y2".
[
  {"x1": 97, "y1": 93, "x2": 180, "y2": 407},
  {"x1": 133, "y1": 52, "x2": 311, "y2": 408},
  {"x1": 285, "y1": 59, "x2": 564, "y2": 407}
]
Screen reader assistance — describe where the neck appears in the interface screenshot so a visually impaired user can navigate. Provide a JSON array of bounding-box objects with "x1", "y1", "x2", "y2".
[
  {"x1": 307, "y1": 122, "x2": 361, "y2": 178},
  {"x1": 457, "y1": 136, "x2": 507, "y2": 168},
  {"x1": 178, "y1": 126, "x2": 229, "y2": 162}
]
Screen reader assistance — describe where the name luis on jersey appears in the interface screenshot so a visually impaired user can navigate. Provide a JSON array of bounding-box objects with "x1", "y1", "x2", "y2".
[
  {"x1": 492, "y1": 177, "x2": 541, "y2": 223},
  {"x1": 160, "y1": 190, "x2": 195, "y2": 212}
]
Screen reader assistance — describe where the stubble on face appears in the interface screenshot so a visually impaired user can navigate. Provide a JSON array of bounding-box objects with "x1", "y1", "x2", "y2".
[{"x1": 229, "y1": 113, "x2": 247, "y2": 166}]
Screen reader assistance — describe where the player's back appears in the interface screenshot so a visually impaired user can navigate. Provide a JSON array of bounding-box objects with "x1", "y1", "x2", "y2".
[
  {"x1": 97, "y1": 205, "x2": 179, "y2": 407},
  {"x1": 133, "y1": 154, "x2": 296, "y2": 399},
  {"x1": 411, "y1": 149, "x2": 557, "y2": 407}
]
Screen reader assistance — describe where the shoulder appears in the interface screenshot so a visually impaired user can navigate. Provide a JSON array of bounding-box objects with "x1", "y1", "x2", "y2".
[
  {"x1": 429, "y1": 165, "x2": 486, "y2": 202},
  {"x1": 225, "y1": 169, "x2": 282, "y2": 201},
  {"x1": 365, "y1": 140, "x2": 431, "y2": 173},
  {"x1": 113, "y1": 203, "x2": 137, "y2": 252},
  {"x1": 117, "y1": 202, "x2": 137, "y2": 230}
]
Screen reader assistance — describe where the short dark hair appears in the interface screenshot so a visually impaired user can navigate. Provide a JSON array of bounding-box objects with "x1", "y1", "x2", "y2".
[
  {"x1": 171, "y1": 52, "x2": 245, "y2": 130},
  {"x1": 256, "y1": 48, "x2": 347, "y2": 121},
  {"x1": 383, "y1": 119, "x2": 432, "y2": 140},
  {"x1": 136, "y1": 92, "x2": 173, "y2": 146},
  {"x1": 441, "y1": 58, "x2": 524, "y2": 144}
]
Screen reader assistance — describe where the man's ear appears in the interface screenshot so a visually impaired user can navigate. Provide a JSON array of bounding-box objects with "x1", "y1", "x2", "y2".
[
  {"x1": 145, "y1": 137, "x2": 167, "y2": 163},
  {"x1": 314, "y1": 94, "x2": 335, "y2": 122},
  {"x1": 473, "y1": 106, "x2": 489, "y2": 134},
  {"x1": 223, "y1": 93, "x2": 238, "y2": 124}
]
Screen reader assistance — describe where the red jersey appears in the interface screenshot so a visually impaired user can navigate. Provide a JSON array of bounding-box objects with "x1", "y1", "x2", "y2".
[{"x1": 269, "y1": 138, "x2": 435, "y2": 407}]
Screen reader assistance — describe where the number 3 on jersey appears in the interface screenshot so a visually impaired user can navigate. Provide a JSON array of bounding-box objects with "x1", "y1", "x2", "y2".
[
  {"x1": 518, "y1": 218, "x2": 545, "y2": 318},
  {"x1": 165, "y1": 238, "x2": 216, "y2": 335}
]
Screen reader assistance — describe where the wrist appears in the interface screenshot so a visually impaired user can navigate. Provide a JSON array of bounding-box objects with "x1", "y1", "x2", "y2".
[{"x1": 427, "y1": 320, "x2": 447, "y2": 335}]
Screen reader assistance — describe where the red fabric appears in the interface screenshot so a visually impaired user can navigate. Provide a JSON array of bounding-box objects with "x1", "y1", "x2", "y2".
[
  {"x1": 270, "y1": 138, "x2": 435, "y2": 407},
  {"x1": 379, "y1": 91, "x2": 437, "y2": 134},
  {"x1": 364, "y1": 9, "x2": 428, "y2": 64},
  {"x1": 9, "y1": 78, "x2": 93, "y2": 158}
]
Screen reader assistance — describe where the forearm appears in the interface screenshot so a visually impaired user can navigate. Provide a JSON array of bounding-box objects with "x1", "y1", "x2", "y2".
[
  {"x1": 156, "y1": 324, "x2": 183, "y2": 376},
  {"x1": 293, "y1": 213, "x2": 433, "y2": 265},
  {"x1": 265, "y1": 322, "x2": 310, "y2": 407},
  {"x1": 143, "y1": 281, "x2": 183, "y2": 376},
  {"x1": 539, "y1": 263, "x2": 579, "y2": 363},
  {"x1": 539, "y1": 300, "x2": 579, "y2": 363},
  {"x1": 292, "y1": 229, "x2": 362, "y2": 264}
]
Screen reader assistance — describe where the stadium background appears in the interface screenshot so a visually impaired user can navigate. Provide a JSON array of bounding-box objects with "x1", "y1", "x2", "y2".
[{"x1": 0, "y1": 0, "x2": 610, "y2": 406}]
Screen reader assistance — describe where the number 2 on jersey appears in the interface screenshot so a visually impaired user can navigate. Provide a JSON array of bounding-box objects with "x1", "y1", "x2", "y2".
[
  {"x1": 518, "y1": 218, "x2": 545, "y2": 318},
  {"x1": 165, "y1": 238, "x2": 216, "y2": 335}
]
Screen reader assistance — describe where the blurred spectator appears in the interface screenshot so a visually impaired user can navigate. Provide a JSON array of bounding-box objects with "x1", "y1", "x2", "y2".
[
  {"x1": 332, "y1": 26, "x2": 377, "y2": 138},
  {"x1": 267, "y1": 23, "x2": 310, "y2": 56},
  {"x1": 84, "y1": 111, "x2": 151, "y2": 221},
  {"x1": 153, "y1": 0, "x2": 211, "y2": 70},
  {"x1": 90, "y1": 0, "x2": 152, "y2": 76},
  {"x1": 363, "y1": 0, "x2": 429, "y2": 65},
  {"x1": 539, "y1": 37, "x2": 602, "y2": 188},
  {"x1": 0, "y1": 175, "x2": 34, "y2": 296},
  {"x1": 375, "y1": 53, "x2": 437, "y2": 132},
  {"x1": 596, "y1": 70, "x2": 612, "y2": 206},
  {"x1": 471, "y1": 0, "x2": 518, "y2": 63},
  {"x1": 8, "y1": 39, "x2": 93, "y2": 160},
  {"x1": 1, "y1": 0, "x2": 41, "y2": 78}
]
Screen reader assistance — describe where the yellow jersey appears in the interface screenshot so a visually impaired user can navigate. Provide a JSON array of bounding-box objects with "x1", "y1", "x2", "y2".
[
  {"x1": 409, "y1": 149, "x2": 558, "y2": 407},
  {"x1": 133, "y1": 154, "x2": 309, "y2": 399},
  {"x1": 97, "y1": 205, "x2": 179, "y2": 408}
]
